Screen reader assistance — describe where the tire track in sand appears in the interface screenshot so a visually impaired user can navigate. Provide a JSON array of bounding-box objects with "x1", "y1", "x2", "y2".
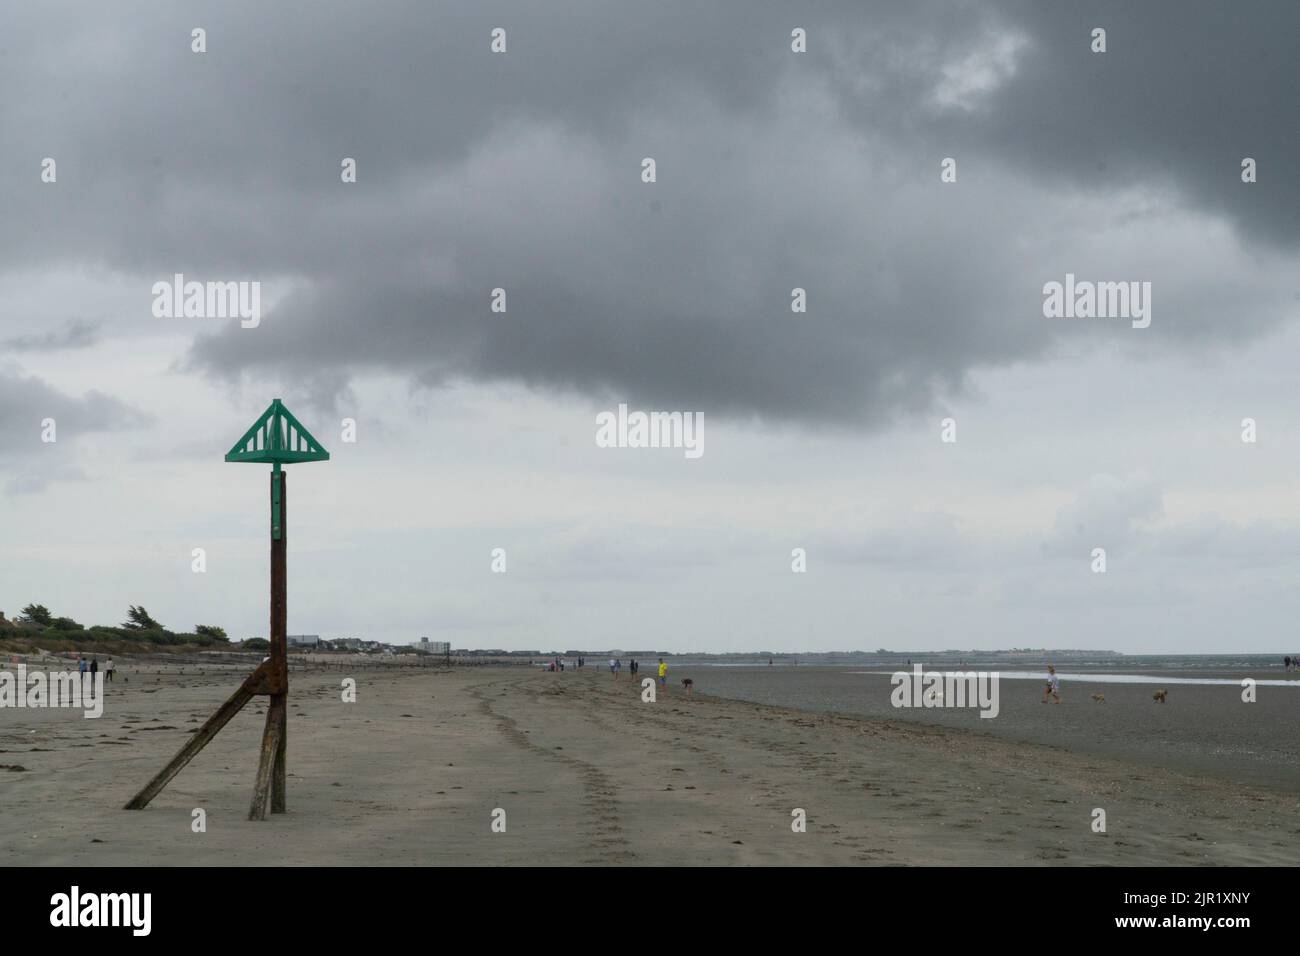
[{"x1": 468, "y1": 676, "x2": 636, "y2": 863}]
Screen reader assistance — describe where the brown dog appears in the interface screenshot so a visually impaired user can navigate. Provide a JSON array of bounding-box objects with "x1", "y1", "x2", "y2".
[
  {"x1": 1152, "y1": 689, "x2": 1167, "y2": 703},
  {"x1": 1090, "y1": 693, "x2": 1105, "y2": 703}
]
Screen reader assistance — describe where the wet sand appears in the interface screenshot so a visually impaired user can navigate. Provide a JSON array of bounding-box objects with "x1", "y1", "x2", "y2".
[
  {"x1": 2, "y1": 662, "x2": 1297, "y2": 865},
  {"x1": 685, "y1": 666, "x2": 1300, "y2": 793}
]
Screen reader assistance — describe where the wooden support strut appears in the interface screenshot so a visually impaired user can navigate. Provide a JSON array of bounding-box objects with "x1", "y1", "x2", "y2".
[
  {"x1": 122, "y1": 661, "x2": 272, "y2": 810},
  {"x1": 249, "y1": 695, "x2": 286, "y2": 820}
]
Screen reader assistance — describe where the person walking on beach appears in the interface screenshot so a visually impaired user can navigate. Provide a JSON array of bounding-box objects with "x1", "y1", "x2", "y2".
[
  {"x1": 1042, "y1": 665, "x2": 1061, "y2": 704},
  {"x1": 657, "y1": 658, "x2": 668, "y2": 695},
  {"x1": 90, "y1": 656, "x2": 98, "y2": 679},
  {"x1": 105, "y1": 658, "x2": 115, "y2": 682},
  {"x1": 78, "y1": 656, "x2": 87, "y2": 676}
]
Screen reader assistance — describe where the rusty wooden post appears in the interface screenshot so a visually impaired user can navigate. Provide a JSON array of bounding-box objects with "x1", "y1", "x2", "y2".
[
  {"x1": 124, "y1": 400, "x2": 327, "y2": 817},
  {"x1": 272, "y1": 697, "x2": 287, "y2": 813},
  {"x1": 270, "y1": 470, "x2": 288, "y2": 814}
]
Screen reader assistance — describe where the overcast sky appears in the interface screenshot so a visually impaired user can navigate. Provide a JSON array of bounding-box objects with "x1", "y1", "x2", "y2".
[{"x1": 2, "y1": 1, "x2": 1297, "y2": 654}]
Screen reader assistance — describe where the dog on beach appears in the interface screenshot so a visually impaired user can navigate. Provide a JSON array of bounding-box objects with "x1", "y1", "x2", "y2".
[
  {"x1": 1152, "y1": 689, "x2": 1168, "y2": 703},
  {"x1": 1090, "y1": 693, "x2": 1105, "y2": 703}
]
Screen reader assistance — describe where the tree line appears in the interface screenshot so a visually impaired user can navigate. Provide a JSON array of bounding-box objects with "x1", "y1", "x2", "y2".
[{"x1": 1, "y1": 603, "x2": 230, "y2": 647}]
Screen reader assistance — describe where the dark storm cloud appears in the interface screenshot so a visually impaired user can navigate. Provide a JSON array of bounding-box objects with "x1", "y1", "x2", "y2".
[
  {"x1": 819, "y1": 0, "x2": 1300, "y2": 247},
  {"x1": 1, "y1": 0, "x2": 1295, "y2": 424},
  {"x1": 977, "y1": 1, "x2": 1300, "y2": 249}
]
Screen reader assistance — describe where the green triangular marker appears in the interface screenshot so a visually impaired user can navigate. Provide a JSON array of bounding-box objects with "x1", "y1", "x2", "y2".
[
  {"x1": 226, "y1": 399, "x2": 329, "y2": 540},
  {"x1": 225, "y1": 398, "x2": 330, "y2": 465}
]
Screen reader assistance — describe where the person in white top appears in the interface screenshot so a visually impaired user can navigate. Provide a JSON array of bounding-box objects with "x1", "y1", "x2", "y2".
[{"x1": 1042, "y1": 665, "x2": 1061, "y2": 704}]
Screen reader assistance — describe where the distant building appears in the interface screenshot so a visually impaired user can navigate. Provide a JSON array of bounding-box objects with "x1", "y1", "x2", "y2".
[
  {"x1": 287, "y1": 634, "x2": 320, "y2": 647},
  {"x1": 416, "y1": 637, "x2": 450, "y2": 655}
]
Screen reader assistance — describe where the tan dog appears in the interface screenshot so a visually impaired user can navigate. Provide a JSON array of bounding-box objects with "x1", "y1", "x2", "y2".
[
  {"x1": 1090, "y1": 693, "x2": 1105, "y2": 703},
  {"x1": 1152, "y1": 689, "x2": 1167, "y2": 703}
]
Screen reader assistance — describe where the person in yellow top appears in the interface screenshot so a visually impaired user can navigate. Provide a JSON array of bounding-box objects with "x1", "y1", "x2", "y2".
[{"x1": 657, "y1": 658, "x2": 668, "y2": 695}]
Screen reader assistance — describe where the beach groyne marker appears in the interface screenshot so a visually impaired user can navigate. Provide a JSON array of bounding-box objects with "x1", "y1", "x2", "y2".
[{"x1": 124, "y1": 399, "x2": 329, "y2": 820}]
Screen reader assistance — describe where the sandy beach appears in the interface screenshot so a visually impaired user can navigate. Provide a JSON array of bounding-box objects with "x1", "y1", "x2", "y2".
[{"x1": 2, "y1": 660, "x2": 1297, "y2": 866}]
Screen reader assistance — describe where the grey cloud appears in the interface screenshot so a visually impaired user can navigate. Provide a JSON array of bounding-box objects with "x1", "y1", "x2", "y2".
[
  {"x1": 3, "y1": 318, "x2": 101, "y2": 352},
  {"x1": 0, "y1": 368, "x2": 150, "y2": 491},
  {"x1": 1, "y1": 0, "x2": 1294, "y2": 426},
  {"x1": 813, "y1": 513, "x2": 971, "y2": 570},
  {"x1": 1042, "y1": 473, "x2": 1164, "y2": 556}
]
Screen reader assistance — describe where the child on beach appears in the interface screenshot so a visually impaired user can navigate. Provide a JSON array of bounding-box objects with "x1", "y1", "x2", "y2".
[
  {"x1": 657, "y1": 658, "x2": 668, "y2": 695},
  {"x1": 1042, "y1": 665, "x2": 1061, "y2": 704},
  {"x1": 105, "y1": 658, "x2": 115, "y2": 682}
]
